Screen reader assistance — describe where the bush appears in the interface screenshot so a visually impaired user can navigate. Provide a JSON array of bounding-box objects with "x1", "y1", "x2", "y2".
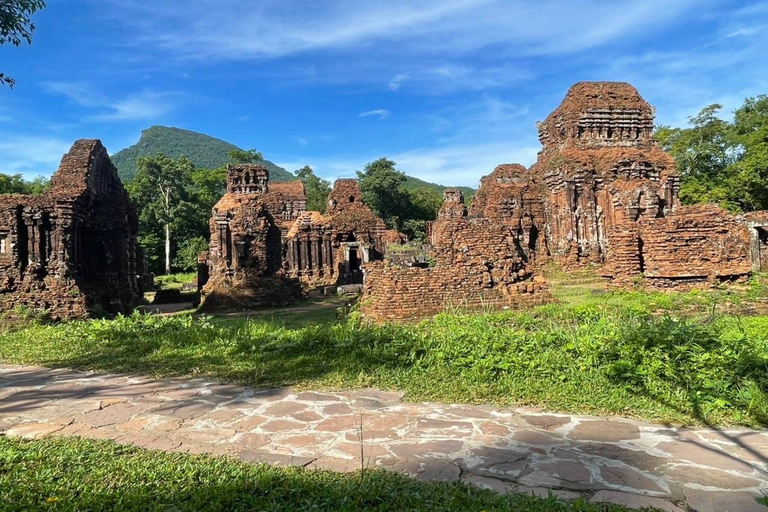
[{"x1": 173, "y1": 237, "x2": 209, "y2": 272}]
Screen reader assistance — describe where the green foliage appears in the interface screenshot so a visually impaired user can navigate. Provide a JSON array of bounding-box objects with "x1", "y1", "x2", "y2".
[
  {"x1": 129, "y1": 154, "x2": 194, "y2": 275},
  {"x1": 2, "y1": 290, "x2": 767, "y2": 426},
  {"x1": 111, "y1": 126, "x2": 294, "y2": 182},
  {"x1": 0, "y1": 172, "x2": 49, "y2": 194},
  {"x1": 172, "y1": 237, "x2": 208, "y2": 272},
  {"x1": 357, "y1": 158, "x2": 456, "y2": 239},
  {"x1": 357, "y1": 158, "x2": 410, "y2": 229},
  {"x1": 227, "y1": 148, "x2": 263, "y2": 164},
  {"x1": 0, "y1": 436, "x2": 635, "y2": 512},
  {"x1": 0, "y1": 0, "x2": 45, "y2": 89},
  {"x1": 656, "y1": 96, "x2": 768, "y2": 212},
  {"x1": 401, "y1": 175, "x2": 474, "y2": 205},
  {"x1": 295, "y1": 165, "x2": 331, "y2": 213}
]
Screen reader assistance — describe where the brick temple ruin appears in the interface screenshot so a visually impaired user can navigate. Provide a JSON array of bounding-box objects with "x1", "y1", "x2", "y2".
[
  {"x1": 197, "y1": 166, "x2": 396, "y2": 309},
  {"x1": 361, "y1": 82, "x2": 768, "y2": 320},
  {"x1": 0, "y1": 140, "x2": 143, "y2": 320}
]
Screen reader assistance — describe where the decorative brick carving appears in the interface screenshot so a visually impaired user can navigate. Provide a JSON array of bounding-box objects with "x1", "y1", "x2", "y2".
[
  {"x1": 533, "y1": 82, "x2": 679, "y2": 265},
  {"x1": 0, "y1": 140, "x2": 142, "y2": 319},
  {"x1": 200, "y1": 170, "x2": 392, "y2": 307},
  {"x1": 284, "y1": 179, "x2": 388, "y2": 288},
  {"x1": 199, "y1": 165, "x2": 303, "y2": 310}
]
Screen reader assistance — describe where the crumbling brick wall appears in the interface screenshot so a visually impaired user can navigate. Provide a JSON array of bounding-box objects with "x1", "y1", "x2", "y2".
[
  {"x1": 0, "y1": 140, "x2": 142, "y2": 320},
  {"x1": 361, "y1": 203, "x2": 548, "y2": 321},
  {"x1": 468, "y1": 164, "x2": 548, "y2": 264},
  {"x1": 605, "y1": 205, "x2": 754, "y2": 287}
]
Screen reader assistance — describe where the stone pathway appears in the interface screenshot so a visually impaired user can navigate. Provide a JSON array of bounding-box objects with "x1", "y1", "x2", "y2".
[{"x1": 1, "y1": 365, "x2": 767, "y2": 512}]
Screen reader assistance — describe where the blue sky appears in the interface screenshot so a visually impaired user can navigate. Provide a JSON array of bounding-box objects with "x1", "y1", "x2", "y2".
[{"x1": 0, "y1": 0, "x2": 766, "y2": 187}]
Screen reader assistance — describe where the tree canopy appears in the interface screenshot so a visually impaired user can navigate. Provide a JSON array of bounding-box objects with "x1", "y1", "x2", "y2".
[
  {"x1": 295, "y1": 166, "x2": 331, "y2": 213},
  {"x1": 357, "y1": 157, "x2": 444, "y2": 240},
  {"x1": 1, "y1": 0, "x2": 46, "y2": 88},
  {"x1": 0, "y1": 172, "x2": 49, "y2": 194},
  {"x1": 129, "y1": 154, "x2": 195, "y2": 275},
  {"x1": 656, "y1": 95, "x2": 768, "y2": 212}
]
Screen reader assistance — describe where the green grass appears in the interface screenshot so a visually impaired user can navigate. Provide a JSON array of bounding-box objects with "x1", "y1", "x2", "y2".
[
  {"x1": 1, "y1": 286, "x2": 767, "y2": 427},
  {"x1": 154, "y1": 272, "x2": 197, "y2": 290},
  {"x1": 0, "y1": 436, "x2": 643, "y2": 512}
]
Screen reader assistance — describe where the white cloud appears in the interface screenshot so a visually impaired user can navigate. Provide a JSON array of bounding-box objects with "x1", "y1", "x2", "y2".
[
  {"x1": 359, "y1": 109, "x2": 391, "y2": 120},
  {"x1": 388, "y1": 74, "x2": 410, "y2": 90},
  {"x1": 102, "y1": 0, "x2": 707, "y2": 61},
  {"x1": 275, "y1": 141, "x2": 539, "y2": 188},
  {"x1": 0, "y1": 135, "x2": 72, "y2": 178},
  {"x1": 41, "y1": 82, "x2": 179, "y2": 122}
]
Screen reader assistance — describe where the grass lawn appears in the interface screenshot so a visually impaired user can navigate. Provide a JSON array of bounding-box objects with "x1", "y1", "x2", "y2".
[
  {"x1": 0, "y1": 436, "x2": 646, "y2": 512},
  {"x1": 0, "y1": 282, "x2": 767, "y2": 427}
]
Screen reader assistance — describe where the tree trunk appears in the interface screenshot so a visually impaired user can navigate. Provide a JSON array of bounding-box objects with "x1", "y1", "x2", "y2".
[{"x1": 165, "y1": 223, "x2": 171, "y2": 275}]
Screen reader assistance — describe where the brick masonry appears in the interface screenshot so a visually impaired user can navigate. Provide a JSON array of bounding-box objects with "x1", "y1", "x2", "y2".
[
  {"x1": 361, "y1": 82, "x2": 768, "y2": 319},
  {"x1": 0, "y1": 140, "x2": 142, "y2": 320}
]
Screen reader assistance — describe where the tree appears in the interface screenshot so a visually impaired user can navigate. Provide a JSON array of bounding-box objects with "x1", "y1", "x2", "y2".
[
  {"x1": 129, "y1": 154, "x2": 194, "y2": 275},
  {"x1": 173, "y1": 236, "x2": 209, "y2": 272},
  {"x1": 0, "y1": 172, "x2": 48, "y2": 194},
  {"x1": 1, "y1": 0, "x2": 46, "y2": 88},
  {"x1": 731, "y1": 95, "x2": 768, "y2": 211},
  {"x1": 227, "y1": 148, "x2": 263, "y2": 164},
  {"x1": 656, "y1": 104, "x2": 739, "y2": 210},
  {"x1": 656, "y1": 97, "x2": 768, "y2": 213},
  {"x1": 402, "y1": 187, "x2": 443, "y2": 240},
  {"x1": 294, "y1": 165, "x2": 331, "y2": 213},
  {"x1": 356, "y1": 158, "x2": 410, "y2": 229}
]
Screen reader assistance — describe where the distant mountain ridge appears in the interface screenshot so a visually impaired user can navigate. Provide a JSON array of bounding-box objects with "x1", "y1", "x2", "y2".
[
  {"x1": 111, "y1": 126, "x2": 475, "y2": 199},
  {"x1": 111, "y1": 126, "x2": 295, "y2": 182}
]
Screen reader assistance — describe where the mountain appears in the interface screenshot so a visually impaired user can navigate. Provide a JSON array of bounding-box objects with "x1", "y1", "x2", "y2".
[
  {"x1": 402, "y1": 175, "x2": 475, "y2": 202},
  {"x1": 111, "y1": 126, "x2": 295, "y2": 182},
  {"x1": 111, "y1": 126, "x2": 476, "y2": 199}
]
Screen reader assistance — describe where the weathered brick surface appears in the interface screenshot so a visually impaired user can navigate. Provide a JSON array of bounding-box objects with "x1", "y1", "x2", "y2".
[
  {"x1": 0, "y1": 140, "x2": 142, "y2": 319},
  {"x1": 283, "y1": 179, "x2": 389, "y2": 288},
  {"x1": 200, "y1": 171, "x2": 391, "y2": 308},
  {"x1": 606, "y1": 205, "x2": 755, "y2": 287},
  {"x1": 362, "y1": 214, "x2": 549, "y2": 321},
  {"x1": 200, "y1": 165, "x2": 303, "y2": 310},
  {"x1": 533, "y1": 82, "x2": 680, "y2": 265}
]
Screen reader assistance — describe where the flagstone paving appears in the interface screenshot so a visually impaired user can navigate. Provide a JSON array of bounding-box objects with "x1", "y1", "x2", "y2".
[{"x1": 1, "y1": 364, "x2": 766, "y2": 512}]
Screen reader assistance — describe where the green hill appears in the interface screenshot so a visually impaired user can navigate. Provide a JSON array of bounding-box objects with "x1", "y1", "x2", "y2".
[
  {"x1": 111, "y1": 126, "x2": 295, "y2": 182},
  {"x1": 402, "y1": 176, "x2": 475, "y2": 202},
  {"x1": 111, "y1": 126, "x2": 475, "y2": 199}
]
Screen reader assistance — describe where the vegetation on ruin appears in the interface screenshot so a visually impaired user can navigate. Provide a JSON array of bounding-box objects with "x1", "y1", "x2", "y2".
[
  {"x1": 656, "y1": 95, "x2": 768, "y2": 212},
  {"x1": 0, "y1": 436, "x2": 642, "y2": 512},
  {"x1": 1, "y1": 281, "x2": 767, "y2": 428}
]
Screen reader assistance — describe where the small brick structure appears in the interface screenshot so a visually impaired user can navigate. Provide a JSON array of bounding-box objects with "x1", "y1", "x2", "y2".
[
  {"x1": 283, "y1": 179, "x2": 389, "y2": 288},
  {"x1": 198, "y1": 168, "x2": 392, "y2": 310},
  {"x1": 0, "y1": 140, "x2": 143, "y2": 320},
  {"x1": 198, "y1": 165, "x2": 303, "y2": 310}
]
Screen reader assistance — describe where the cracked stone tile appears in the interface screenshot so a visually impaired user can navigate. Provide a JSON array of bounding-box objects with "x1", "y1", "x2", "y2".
[
  {"x1": 569, "y1": 420, "x2": 641, "y2": 442},
  {"x1": 683, "y1": 489, "x2": 768, "y2": 512},
  {"x1": 590, "y1": 490, "x2": 685, "y2": 512}
]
